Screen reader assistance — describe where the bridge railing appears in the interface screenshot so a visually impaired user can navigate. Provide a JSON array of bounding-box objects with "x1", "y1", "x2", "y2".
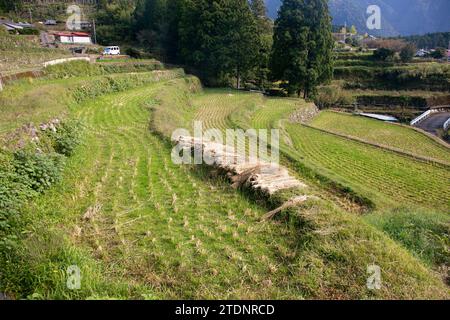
[
  {"x1": 410, "y1": 110, "x2": 435, "y2": 126},
  {"x1": 444, "y1": 117, "x2": 450, "y2": 131}
]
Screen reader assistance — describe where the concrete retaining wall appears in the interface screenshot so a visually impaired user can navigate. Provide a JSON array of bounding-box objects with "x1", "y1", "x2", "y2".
[{"x1": 42, "y1": 57, "x2": 91, "y2": 68}]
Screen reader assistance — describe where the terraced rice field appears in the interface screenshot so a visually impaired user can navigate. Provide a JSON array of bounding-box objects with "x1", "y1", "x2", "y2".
[
  {"x1": 191, "y1": 89, "x2": 450, "y2": 212},
  {"x1": 194, "y1": 89, "x2": 263, "y2": 131},
  {"x1": 311, "y1": 111, "x2": 450, "y2": 163},
  {"x1": 4, "y1": 73, "x2": 449, "y2": 300},
  {"x1": 25, "y1": 82, "x2": 313, "y2": 299},
  {"x1": 0, "y1": 35, "x2": 70, "y2": 75},
  {"x1": 284, "y1": 124, "x2": 450, "y2": 211}
]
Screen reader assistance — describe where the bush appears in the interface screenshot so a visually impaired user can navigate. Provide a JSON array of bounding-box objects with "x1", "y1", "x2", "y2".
[
  {"x1": 430, "y1": 48, "x2": 446, "y2": 59},
  {"x1": 13, "y1": 151, "x2": 65, "y2": 193},
  {"x1": 400, "y1": 44, "x2": 416, "y2": 63},
  {"x1": 45, "y1": 120, "x2": 83, "y2": 156},
  {"x1": 17, "y1": 28, "x2": 40, "y2": 36},
  {"x1": 44, "y1": 60, "x2": 165, "y2": 80},
  {"x1": 373, "y1": 48, "x2": 396, "y2": 61},
  {"x1": 125, "y1": 47, "x2": 142, "y2": 59},
  {"x1": 314, "y1": 85, "x2": 355, "y2": 109}
]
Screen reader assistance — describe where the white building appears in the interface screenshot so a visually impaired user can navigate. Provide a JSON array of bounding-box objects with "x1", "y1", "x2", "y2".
[
  {"x1": 53, "y1": 32, "x2": 92, "y2": 45},
  {"x1": 415, "y1": 49, "x2": 430, "y2": 57}
]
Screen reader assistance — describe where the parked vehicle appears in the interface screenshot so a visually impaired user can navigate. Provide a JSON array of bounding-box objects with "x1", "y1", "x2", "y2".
[{"x1": 103, "y1": 46, "x2": 121, "y2": 55}]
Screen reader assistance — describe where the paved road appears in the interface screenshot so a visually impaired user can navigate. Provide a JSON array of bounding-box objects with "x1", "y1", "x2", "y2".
[{"x1": 415, "y1": 112, "x2": 450, "y2": 135}]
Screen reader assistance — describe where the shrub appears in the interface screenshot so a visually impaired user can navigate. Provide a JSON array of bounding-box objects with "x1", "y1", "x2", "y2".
[
  {"x1": 430, "y1": 47, "x2": 446, "y2": 59},
  {"x1": 44, "y1": 60, "x2": 165, "y2": 80},
  {"x1": 45, "y1": 120, "x2": 83, "y2": 156},
  {"x1": 43, "y1": 61, "x2": 104, "y2": 79},
  {"x1": 373, "y1": 48, "x2": 396, "y2": 61},
  {"x1": 400, "y1": 44, "x2": 416, "y2": 63},
  {"x1": 125, "y1": 47, "x2": 143, "y2": 59},
  {"x1": 0, "y1": 149, "x2": 63, "y2": 250},
  {"x1": 13, "y1": 150, "x2": 65, "y2": 193},
  {"x1": 314, "y1": 85, "x2": 355, "y2": 109},
  {"x1": 17, "y1": 28, "x2": 40, "y2": 36}
]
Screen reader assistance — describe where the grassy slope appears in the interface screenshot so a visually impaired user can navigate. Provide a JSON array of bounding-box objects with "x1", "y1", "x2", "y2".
[
  {"x1": 285, "y1": 123, "x2": 449, "y2": 211},
  {"x1": 2, "y1": 74, "x2": 449, "y2": 299},
  {"x1": 159, "y1": 86, "x2": 450, "y2": 298},
  {"x1": 0, "y1": 70, "x2": 183, "y2": 138},
  {"x1": 310, "y1": 111, "x2": 450, "y2": 163}
]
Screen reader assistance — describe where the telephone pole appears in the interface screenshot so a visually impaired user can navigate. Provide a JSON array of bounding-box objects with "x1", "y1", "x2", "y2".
[{"x1": 92, "y1": 19, "x2": 97, "y2": 45}]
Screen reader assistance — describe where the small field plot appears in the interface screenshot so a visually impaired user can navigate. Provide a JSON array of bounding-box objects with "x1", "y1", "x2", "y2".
[{"x1": 311, "y1": 111, "x2": 450, "y2": 163}]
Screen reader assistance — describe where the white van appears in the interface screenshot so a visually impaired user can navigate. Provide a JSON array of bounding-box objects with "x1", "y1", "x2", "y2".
[{"x1": 103, "y1": 46, "x2": 121, "y2": 55}]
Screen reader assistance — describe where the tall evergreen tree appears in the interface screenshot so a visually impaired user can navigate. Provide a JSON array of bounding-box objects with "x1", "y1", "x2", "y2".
[
  {"x1": 250, "y1": 0, "x2": 273, "y2": 89},
  {"x1": 179, "y1": 0, "x2": 259, "y2": 87},
  {"x1": 0, "y1": 0, "x2": 16, "y2": 14},
  {"x1": 270, "y1": 0, "x2": 334, "y2": 98}
]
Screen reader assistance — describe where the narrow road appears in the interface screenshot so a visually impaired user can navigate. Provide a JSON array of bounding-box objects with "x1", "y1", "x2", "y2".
[{"x1": 415, "y1": 112, "x2": 450, "y2": 135}]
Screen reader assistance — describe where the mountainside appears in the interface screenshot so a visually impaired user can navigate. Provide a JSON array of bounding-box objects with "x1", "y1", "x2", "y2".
[{"x1": 266, "y1": 0, "x2": 450, "y2": 36}]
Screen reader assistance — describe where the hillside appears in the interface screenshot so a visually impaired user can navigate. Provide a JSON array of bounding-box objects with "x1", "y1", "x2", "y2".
[
  {"x1": 1, "y1": 61, "x2": 449, "y2": 299},
  {"x1": 266, "y1": 0, "x2": 450, "y2": 36},
  {"x1": 1, "y1": 1, "x2": 449, "y2": 303}
]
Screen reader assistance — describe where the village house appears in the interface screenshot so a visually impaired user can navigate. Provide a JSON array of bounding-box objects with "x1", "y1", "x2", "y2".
[
  {"x1": 415, "y1": 49, "x2": 430, "y2": 57},
  {"x1": 53, "y1": 31, "x2": 92, "y2": 45}
]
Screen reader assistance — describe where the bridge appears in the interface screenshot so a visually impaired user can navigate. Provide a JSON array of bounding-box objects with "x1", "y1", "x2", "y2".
[{"x1": 410, "y1": 106, "x2": 450, "y2": 136}]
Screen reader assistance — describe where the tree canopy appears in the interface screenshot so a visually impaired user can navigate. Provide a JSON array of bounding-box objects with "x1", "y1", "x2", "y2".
[
  {"x1": 178, "y1": 0, "x2": 259, "y2": 86},
  {"x1": 270, "y1": 0, "x2": 334, "y2": 98}
]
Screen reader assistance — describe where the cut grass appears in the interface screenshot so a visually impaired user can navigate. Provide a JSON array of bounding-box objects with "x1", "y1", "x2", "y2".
[
  {"x1": 310, "y1": 111, "x2": 450, "y2": 164},
  {"x1": 3, "y1": 81, "x2": 309, "y2": 299}
]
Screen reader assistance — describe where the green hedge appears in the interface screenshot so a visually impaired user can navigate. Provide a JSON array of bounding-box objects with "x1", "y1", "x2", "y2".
[
  {"x1": 43, "y1": 60, "x2": 165, "y2": 80},
  {"x1": 72, "y1": 69, "x2": 184, "y2": 103},
  {"x1": 337, "y1": 65, "x2": 450, "y2": 91}
]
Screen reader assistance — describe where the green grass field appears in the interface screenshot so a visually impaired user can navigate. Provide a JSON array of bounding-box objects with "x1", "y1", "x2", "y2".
[
  {"x1": 310, "y1": 111, "x2": 450, "y2": 163},
  {"x1": 1, "y1": 68, "x2": 449, "y2": 300},
  {"x1": 284, "y1": 123, "x2": 449, "y2": 211},
  {"x1": 16, "y1": 83, "x2": 315, "y2": 299}
]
